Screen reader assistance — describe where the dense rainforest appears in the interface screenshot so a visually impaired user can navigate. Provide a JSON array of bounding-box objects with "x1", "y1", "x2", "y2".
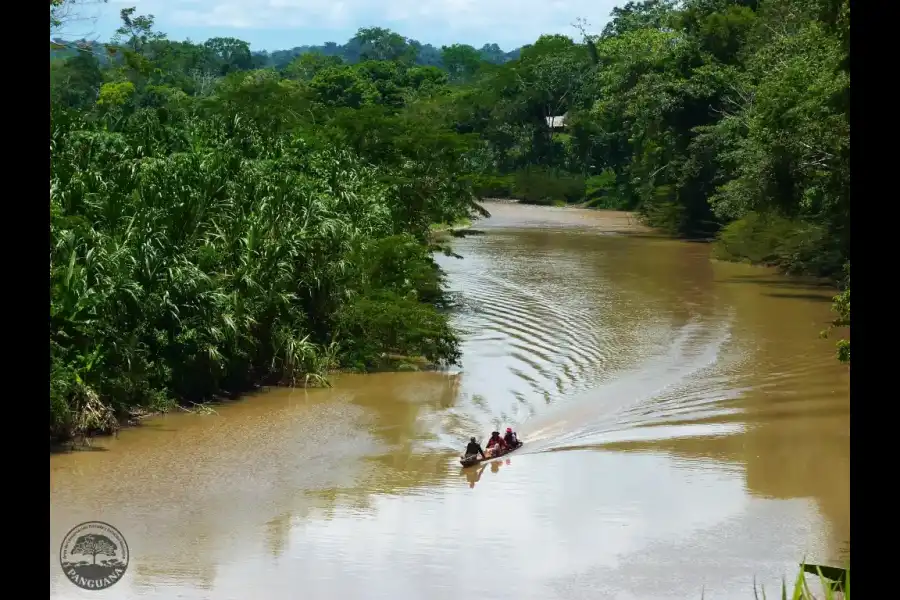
[{"x1": 50, "y1": 0, "x2": 849, "y2": 441}]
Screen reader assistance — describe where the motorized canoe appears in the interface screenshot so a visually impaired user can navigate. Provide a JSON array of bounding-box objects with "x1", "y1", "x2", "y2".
[{"x1": 460, "y1": 441, "x2": 523, "y2": 467}]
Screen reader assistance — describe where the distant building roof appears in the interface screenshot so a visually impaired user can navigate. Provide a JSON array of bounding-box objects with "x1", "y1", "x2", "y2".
[{"x1": 545, "y1": 114, "x2": 567, "y2": 128}]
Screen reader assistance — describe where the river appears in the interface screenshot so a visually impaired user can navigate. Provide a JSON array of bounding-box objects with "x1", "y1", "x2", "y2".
[{"x1": 50, "y1": 201, "x2": 850, "y2": 599}]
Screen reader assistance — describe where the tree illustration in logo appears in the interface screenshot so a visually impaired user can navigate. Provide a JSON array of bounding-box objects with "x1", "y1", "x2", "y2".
[
  {"x1": 72, "y1": 534, "x2": 117, "y2": 565},
  {"x1": 62, "y1": 533, "x2": 126, "y2": 581}
]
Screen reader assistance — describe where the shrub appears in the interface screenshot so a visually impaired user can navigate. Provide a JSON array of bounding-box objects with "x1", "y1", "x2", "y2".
[
  {"x1": 512, "y1": 167, "x2": 586, "y2": 205},
  {"x1": 713, "y1": 212, "x2": 845, "y2": 277}
]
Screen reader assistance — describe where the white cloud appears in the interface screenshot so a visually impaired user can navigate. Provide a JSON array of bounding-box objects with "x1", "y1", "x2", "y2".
[{"x1": 109, "y1": 0, "x2": 621, "y2": 47}]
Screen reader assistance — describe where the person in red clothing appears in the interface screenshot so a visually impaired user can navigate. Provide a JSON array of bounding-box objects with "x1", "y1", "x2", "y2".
[
  {"x1": 503, "y1": 427, "x2": 519, "y2": 448},
  {"x1": 485, "y1": 431, "x2": 507, "y2": 457}
]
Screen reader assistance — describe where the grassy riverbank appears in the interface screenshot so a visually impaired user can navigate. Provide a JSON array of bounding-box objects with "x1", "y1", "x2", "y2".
[{"x1": 430, "y1": 217, "x2": 473, "y2": 234}]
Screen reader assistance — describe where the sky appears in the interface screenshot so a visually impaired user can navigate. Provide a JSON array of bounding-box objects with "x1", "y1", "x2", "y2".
[{"x1": 59, "y1": 0, "x2": 623, "y2": 52}]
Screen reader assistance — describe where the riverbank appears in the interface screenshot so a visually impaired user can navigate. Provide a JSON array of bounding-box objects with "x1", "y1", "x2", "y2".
[
  {"x1": 429, "y1": 217, "x2": 475, "y2": 243},
  {"x1": 483, "y1": 200, "x2": 848, "y2": 338},
  {"x1": 51, "y1": 213, "x2": 485, "y2": 450},
  {"x1": 492, "y1": 198, "x2": 845, "y2": 270},
  {"x1": 475, "y1": 198, "x2": 655, "y2": 234},
  {"x1": 50, "y1": 350, "x2": 451, "y2": 451}
]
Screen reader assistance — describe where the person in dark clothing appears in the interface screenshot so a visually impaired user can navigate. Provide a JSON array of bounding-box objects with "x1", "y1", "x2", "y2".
[
  {"x1": 465, "y1": 437, "x2": 485, "y2": 460},
  {"x1": 503, "y1": 427, "x2": 519, "y2": 447}
]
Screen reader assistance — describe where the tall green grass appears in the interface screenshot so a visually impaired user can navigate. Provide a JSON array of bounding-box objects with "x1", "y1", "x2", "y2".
[
  {"x1": 50, "y1": 101, "x2": 476, "y2": 441},
  {"x1": 752, "y1": 564, "x2": 848, "y2": 600},
  {"x1": 700, "y1": 564, "x2": 849, "y2": 599}
]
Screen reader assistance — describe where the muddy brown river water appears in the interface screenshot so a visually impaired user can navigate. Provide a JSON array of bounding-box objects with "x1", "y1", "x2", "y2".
[{"x1": 50, "y1": 202, "x2": 849, "y2": 599}]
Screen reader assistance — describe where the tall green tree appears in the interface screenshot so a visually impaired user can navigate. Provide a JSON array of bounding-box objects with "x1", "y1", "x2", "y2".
[{"x1": 441, "y1": 44, "x2": 484, "y2": 82}]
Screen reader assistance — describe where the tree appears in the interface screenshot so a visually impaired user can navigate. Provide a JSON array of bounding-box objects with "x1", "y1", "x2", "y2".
[
  {"x1": 111, "y1": 7, "x2": 165, "y2": 53},
  {"x1": 706, "y1": 20, "x2": 849, "y2": 262},
  {"x1": 478, "y1": 43, "x2": 519, "y2": 64},
  {"x1": 515, "y1": 35, "x2": 594, "y2": 148},
  {"x1": 405, "y1": 66, "x2": 448, "y2": 92},
  {"x1": 601, "y1": 0, "x2": 678, "y2": 38},
  {"x1": 71, "y1": 534, "x2": 118, "y2": 565},
  {"x1": 440, "y1": 44, "x2": 483, "y2": 82},
  {"x1": 204, "y1": 37, "x2": 253, "y2": 75},
  {"x1": 308, "y1": 66, "x2": 378, "y2": 109},
  {"x1": 284, "y1": 52, "x2": 344, "y2": 81},
  {"x1": 51, "y1": 50, "x2": 104, "y2": 108},
  {"x1": 677, "y1": 1, "x2": 758, "y2": 64},
  {"x1": 352, "y1": 27, "x2": 416, "y2": 63}
]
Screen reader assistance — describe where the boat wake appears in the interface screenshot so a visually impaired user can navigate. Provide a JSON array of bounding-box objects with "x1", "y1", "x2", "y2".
[
  {"x1": 430, "y1": 229, "x2": 745, "y2": 458},
  {"x1": 508, "y1": 317, "x2": 740, "y2": 455},
  {"x1": 427, "y1": 313, "x2": 741, "y2": 457}
]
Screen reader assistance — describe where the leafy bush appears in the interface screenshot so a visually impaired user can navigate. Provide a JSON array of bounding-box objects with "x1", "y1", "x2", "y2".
[
  {"x1": 583, "y1": 169, "x2": 625, "y2": 208},
  {"x1": 512, "y1": 167, "x2": 586, "y2": 205},
  {"x1": 713, "y1": 212, "x2": 844, "y2": 277},
  {"x1": 333, "y1": 291, "x2": 461, "y2": 371},
  {"x1": 821, "y1": 262, "x2": 850, "y2": 363},
  {"x1": 470, "y1": 173, "x2": 515, "y2": 198}
]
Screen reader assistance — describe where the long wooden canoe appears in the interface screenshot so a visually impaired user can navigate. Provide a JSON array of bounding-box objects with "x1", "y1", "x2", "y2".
[{"x1": 460, "y1": 441, "x2": 523, "y2": 467}]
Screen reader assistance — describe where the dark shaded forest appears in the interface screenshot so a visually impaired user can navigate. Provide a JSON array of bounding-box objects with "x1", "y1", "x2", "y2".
[{"x1": 50, "y1": 0, "x2": 849, "y2": 440}]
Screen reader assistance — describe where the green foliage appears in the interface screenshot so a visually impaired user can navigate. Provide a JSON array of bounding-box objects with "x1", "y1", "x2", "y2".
[
  {"x1": 584, "y1": 169, "x2": 625, "y2": 208},
  {"x1": 334, "y1": 292, "x2": 461, "y2": 371},
  {"x1": 820, "y1": 262, "x2": 850, "y2": 364},
  {"x1": 512, "y1": 168, "x2": 586, "y2": 205},
  {"x1": 832, "y1": 291, "x2": 850, "y2": 364},
  {"x1": 49, "y1": 8, "x2": 483, "y2": 442},
  {"x1": 457, "y1": 0, "x2": 846, "y2": 270},
  {"x1": 50, "y1": 0, "x2": 65, "y2": 29},
  {"x1": 602, "y1": 0, "x2": 678, "y2": 38},
  {"x1": 284, "y1": 53, "x2": 344, "y2": 81},
  {"x1": 748, "y1": 563, "x2": 849, "y2": 600},
  {"x1": 441, "y1": 44, "x2": 485, "y2": 83},
  {"x1": 471, "y1": 174, "x2": 515, "y2": 199},
  {"x1": 96, "y1": 80, "x2": 135, "y2": 106},
  {"x1": 353, "y1": 27, "x2": 418, "y2": 64},
  {"x1": 332, "y1": 234, "x2": 462, "y2": 370},
  {"x1": 51, "y1": 50, "x2": 104, "y2": 109},
  {"x1": 708, "y1": 22, "x2": 849, "y2": 225},
  {"x1": 713, "y1": 212, "x2": 843, "y2": 277}
]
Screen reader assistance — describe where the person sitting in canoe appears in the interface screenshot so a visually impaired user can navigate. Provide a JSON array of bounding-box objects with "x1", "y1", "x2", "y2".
[
  {"x1": 485, "y1": 431, "x2": 508, "y2": 457},
  {"x1": 503, "y1": 427, "x2": 519, "y2": 447},
  {"x1": 464, "y1": 437, "x2": 486, "y2": 461}
]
